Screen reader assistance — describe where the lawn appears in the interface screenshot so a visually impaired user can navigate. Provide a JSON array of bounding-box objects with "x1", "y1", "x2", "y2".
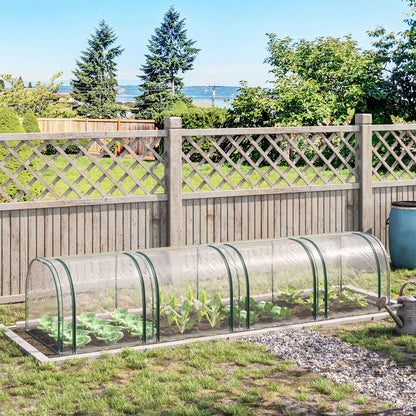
[
  {"x1": 1, "y1": 150, "x2": 358, "y2": 200},
  {"x1": 0, "y1": 267, "x2": 414, "y2": 415}
]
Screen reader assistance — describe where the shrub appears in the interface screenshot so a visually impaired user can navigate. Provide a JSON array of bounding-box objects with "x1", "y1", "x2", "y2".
[
  {"x1": 155, "y1": 104, "x2": 227, "y2": 129},
  {"x1": 0, "y1": 106, "x2": 24, "y2": 133},
  {"x1": 22, "y1": 110, "x2": 40, "y2": 133},
  {"x1": 0, "y1": 107, "x2": 42, "y2": 201},
  {"x1": 155, "y1": 104, "x2": 228, "y2": 161}
]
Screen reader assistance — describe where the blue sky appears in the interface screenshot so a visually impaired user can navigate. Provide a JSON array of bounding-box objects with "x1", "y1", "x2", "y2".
[{"x1": 0, "y1": 0, "x2": 409, "y2": 87}]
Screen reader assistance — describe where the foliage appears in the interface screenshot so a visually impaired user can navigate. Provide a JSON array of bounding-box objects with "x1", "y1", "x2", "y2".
[
  {"x1": 155, "y1": 103, "x2": 227, "y2": 129},
  {"x1": 0, "y1": 106, "x2": 24, "y2": 133},
  {"x1": 0, "y1": 73, "x2": 73, "y2": 117},
  {"x1": 203, "y1": 294, "x2": 226, "y2": 328},
  {"x1": 164, "y1": 297, "x2": 195, "y2": 334},
  {"x1": 256, "y1": 301, "x2": 291, "y2": 320},
  {"x1": 277, "y1": 285, "x2": 304, "y2": 304},
  {"x1": 368, "y1": 0, "x2": 416, "y2": 121},
  {"x1": 226, "y1": 82, "x2": 276, "y2": 127},
  {"x1": 193, "y1": 289, "x2": 208, "y2": 322},
  {"x1": 338, "y1": 290, "x2": 368, "y2": 308},
  {"x1": 38, "y1": 316, "x2": 91, "y2": 348},
  {"x1": 303, "y1": 283, "x2": 337, "y2": 313},
  {"x1": 95, "y1": 325, "x2": 124, "y2": 344},
  {"x1": 229, "y1": 35, "x2": 381, "y2": 127},
  {"x1": 135, "y1": 6, "x2": 199, "y2": 118},
  {"x1": 71, "y1": 20, "x2": 125, "y2": 118},
  {"x1": 22, "y1": 110, "x2": 40, "y2": 133},
  {"x1": 0, "y1": 107, "x2": 44, "y2": 202}
]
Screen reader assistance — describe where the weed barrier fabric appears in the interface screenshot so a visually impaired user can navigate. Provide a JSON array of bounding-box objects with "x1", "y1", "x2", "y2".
[{"x1": 25, "y1": 232, "x2": 390, "y2": 355}]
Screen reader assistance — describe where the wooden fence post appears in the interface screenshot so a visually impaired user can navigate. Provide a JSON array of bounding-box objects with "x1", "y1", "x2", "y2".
[
  {"x1": 355, "y1": 113, "x2": 373, "y2": 234},
  {"x1": 164, "y1": 117, "x2": 184, "y2": 246}
]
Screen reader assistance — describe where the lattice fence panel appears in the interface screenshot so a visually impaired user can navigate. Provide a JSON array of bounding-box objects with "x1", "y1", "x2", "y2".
[
  {"x1": 0, "y1": 134, "x2": 165, "y2": 202},
  {"x1": 372, "y1": 129, "x2": 416, "y2": 181},
  {"x1": 182, "y1": 131, "x2": 357, "y2": 191}
]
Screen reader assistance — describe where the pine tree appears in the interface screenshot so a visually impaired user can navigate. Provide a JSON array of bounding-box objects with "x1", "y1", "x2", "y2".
[
  {"x1": 71, "y1": 20, "x2": 124, "y2": 118},
  {"x1": 135, "y1": 6, "x2": 199, "y2": 119}
]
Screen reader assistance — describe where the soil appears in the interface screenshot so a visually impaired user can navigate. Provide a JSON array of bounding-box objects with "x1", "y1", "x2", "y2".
[{"x1": 16, "y1": 296, "x2": 379, "y2": 359}]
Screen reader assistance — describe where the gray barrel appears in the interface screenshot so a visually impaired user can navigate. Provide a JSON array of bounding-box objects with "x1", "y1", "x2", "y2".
[{"x1": 388, "y1": 201, "x2": 416, "y2": 268}]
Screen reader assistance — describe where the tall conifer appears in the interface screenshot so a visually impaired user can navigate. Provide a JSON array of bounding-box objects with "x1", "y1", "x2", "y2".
[
  {"x1": 135, "y1": 6, "x2": 199, "y2": 119},
  {"x1": 71, "y1": 20, "x2": 124, "y2": 118}
]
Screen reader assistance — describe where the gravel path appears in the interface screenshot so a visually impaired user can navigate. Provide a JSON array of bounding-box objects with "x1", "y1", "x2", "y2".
[{"x1": 245, "y1": 329, "x2": 416, "y2": 414}]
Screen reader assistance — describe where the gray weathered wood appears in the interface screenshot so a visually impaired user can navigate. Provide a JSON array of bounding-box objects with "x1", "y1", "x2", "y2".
[{"x1": 355, "y1": 113, "x2": 373, "y2": 234}]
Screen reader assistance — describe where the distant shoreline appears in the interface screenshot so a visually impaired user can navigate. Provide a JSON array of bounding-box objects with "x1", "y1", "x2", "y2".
[{"x1": 58, "y1": 85, "x2": 240, "y2": 108}]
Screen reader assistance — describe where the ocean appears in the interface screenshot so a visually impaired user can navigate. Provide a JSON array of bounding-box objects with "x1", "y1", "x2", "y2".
[{"x1": 58, "y1": 85, "x2": 240, "y2": 108}]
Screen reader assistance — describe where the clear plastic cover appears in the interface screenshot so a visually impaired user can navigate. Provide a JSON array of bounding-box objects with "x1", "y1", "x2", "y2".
[{"x1": 25, "y1": 232, "x2": 390, "y2": 355}]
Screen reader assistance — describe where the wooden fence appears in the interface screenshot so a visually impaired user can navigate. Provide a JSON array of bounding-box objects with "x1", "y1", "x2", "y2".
[
  {"x1": 0, "y1": 113, "x2": 415, "y2": 303},
  {"x1": 35, "y1": 118, "x2": 155, "y2": 134}
]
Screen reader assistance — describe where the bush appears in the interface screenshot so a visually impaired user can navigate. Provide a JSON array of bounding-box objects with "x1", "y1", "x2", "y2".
[
  {"x1": 155, "y1": 104, "x2": 228, "y2": 129},
  {"x1": 22, "y1": 110, "x2": 40, "y2": 133},
  {"x1": 0, "y1": 106, "x2": 24, "y2": 133},
  {"x1": 155, "y1": 104, "x2": 228, "y2": 161},
  {"x1": 0, "y1": 107, "x2": 43, "y2": 201}
]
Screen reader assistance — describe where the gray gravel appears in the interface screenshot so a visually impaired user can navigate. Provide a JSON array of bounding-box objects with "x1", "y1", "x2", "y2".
[{"x1": 245, "y1": 328, "x2": 416, "y2": 414}]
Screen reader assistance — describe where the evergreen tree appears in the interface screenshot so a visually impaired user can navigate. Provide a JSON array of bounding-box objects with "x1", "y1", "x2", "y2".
[
  {"x1": 71, "y1": 20, "x2": 124, "y2": 118},
  {"x1": 135, "y1": 6, "x2": 199, "y2": 119},
  {"x1": 22, "y1": 110, "x2": 40, "y2": 132}
]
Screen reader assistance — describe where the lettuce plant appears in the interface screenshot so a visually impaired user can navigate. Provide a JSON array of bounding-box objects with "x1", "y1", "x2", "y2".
[
  {"x1": 39, "y1": 315, "x2": 54, "y2": 333},
  {"x1": 96, "y1": 325, "x2": 124, "y2": 344},
  {"x1": 111, "y1": 309, "x2": 129, "y2": 325},
  {"x1": 256, "y1": 301, "x2": 290, "y2": 320},
  {"x1": 224, "y1": 305, "x2": 258, "y2": 326},
  {"x1": 78, "y1": 312, "x2": 97, "y2": 329}
]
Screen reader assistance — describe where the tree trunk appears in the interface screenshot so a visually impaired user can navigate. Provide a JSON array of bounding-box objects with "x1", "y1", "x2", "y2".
[{"x1": 171, "y1": 79, "x2": 175, "y2": 96}]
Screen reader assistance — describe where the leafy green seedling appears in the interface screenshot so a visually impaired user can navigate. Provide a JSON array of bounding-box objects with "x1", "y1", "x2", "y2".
[
  {"x1": 164, "y1": 294, "x2": 178, "y2": 326},
  {"x1": 204, "y1": 294, "x2": 226, "y2": 328},
  {"x1": 185, "y1": 286, "x2": 194, "y2": 304},
  {"x1": 338, "y1": 290, "x2": 368, "y2": 307},
  {"x1": 223, "y1": 305, "x2": 258, "y2": 326},
  {"x1": 88, "y1": 318, "x2": 109, "y2": 336},
  {"x1": 130, "y1": 321, "x2": 154, "y2": 338},
  {"x1": 50, "y1": 318, "x2": 72, "y2": 342},
  {"x1": 74, "y1": 329, "x2": 91, "y2": 348},
  {"x1": 193, "y1": 289, "x2": 208, "y2": 322},
  {"x1": 303, "y1": 283, "x2": 337, "y2": 313},
  {"x1": 277, "y1": 285, "x2": 303, "y2": 304},
  {"x1": 123, "y1": 315, "x2": 142, "y2": 334},
  {"x1": 111, "y1": 309, "x2": 129, "y2": 325},
  {"x1": 96, "y1": 325, "x2": 124, "y2": 344},
  {"x1": 172, "y1": 299, "x2": 195, "y2": 334},
  {"x1": 256, "y1": 301, "x2": 291, "y2": 320},
  {"x1": 240, "y1": 309, "x2": 259, "y2": 325},
  {"x1": 78, "y1": 312, "x2": 96, "y2": 329},
  {"x1": 38, "y1": 316, "x2": 54, "y2": 333},
  {"x1": 239, "y1": 296, "x2": 259, "y2": 311}
]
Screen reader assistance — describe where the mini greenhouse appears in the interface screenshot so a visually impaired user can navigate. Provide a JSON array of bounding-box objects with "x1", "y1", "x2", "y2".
[{"x1": 25, "y1": 232, "x2": 390, "y2": 355}]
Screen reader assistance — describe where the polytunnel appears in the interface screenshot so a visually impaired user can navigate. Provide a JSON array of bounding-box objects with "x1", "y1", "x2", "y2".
[{"x1": 25, "y1": 232, "x2": 390, "y2": 355}]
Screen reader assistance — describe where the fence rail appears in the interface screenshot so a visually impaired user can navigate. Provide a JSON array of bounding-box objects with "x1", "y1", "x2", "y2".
[{"x1": 1, "y1": 114, "x2": 416, "y2": 302}]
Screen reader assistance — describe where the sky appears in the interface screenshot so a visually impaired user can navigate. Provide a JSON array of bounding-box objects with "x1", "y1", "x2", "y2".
[{"x1": 0, "y1": 0, "x2": 410, "y2": 87}]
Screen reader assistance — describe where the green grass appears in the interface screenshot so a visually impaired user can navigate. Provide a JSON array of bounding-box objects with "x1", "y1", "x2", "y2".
[
  {"x1": 1, "y1": 148, "x2": 357, "y2": 200},
  {"x1": 0, "y1": 324, "x2": 390, "y2": 416},
  {"x1": 0, "y1": 267, "x2": 413, "y2": 414}
]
